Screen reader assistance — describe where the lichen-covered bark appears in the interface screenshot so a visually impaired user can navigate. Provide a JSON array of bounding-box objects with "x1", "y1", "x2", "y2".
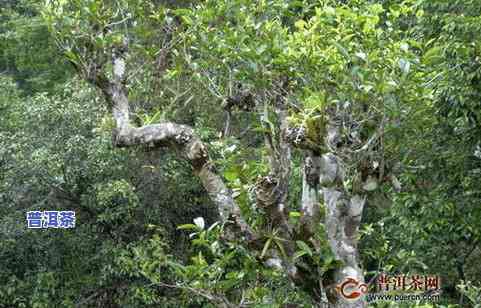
[
  {"x1": 78, "y1": 45, "x2": 367, "y2": 307},
  {"x1": 256, "y1": 101, "x2": 292, "y2": 237},
  {"x1": 321, "y1": 126, "x2": 367, "y2": 307},
  {"x1": 255, "y1": 94, "x2": 303, "y2": 287},
  {"x1": 300, "y1": 151, "x2": 321, "y2": 240},
  {"x1": 86, "y1": 51, "x2": 253, "y2": 238}
]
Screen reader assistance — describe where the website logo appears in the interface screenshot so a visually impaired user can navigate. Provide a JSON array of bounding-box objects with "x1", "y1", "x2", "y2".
[{"x1": 336, "y1": 277, "x2": 368, "y2": 301}]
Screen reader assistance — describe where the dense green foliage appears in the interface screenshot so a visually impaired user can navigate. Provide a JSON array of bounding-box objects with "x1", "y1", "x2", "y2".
[{"x1": 1, "y1": 0, "x2": 480, "y2": 307}]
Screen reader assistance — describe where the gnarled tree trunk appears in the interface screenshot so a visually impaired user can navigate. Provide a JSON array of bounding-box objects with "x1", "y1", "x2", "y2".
[
  {"x1": 321, "y1": 124, "x2": 367, "y2": 308},
  {"x1": 74, "y1": 39, "x2": 368, "y2": 307}
]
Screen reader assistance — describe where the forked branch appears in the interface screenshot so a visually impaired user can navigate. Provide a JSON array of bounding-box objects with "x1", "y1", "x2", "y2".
[{"x1": 82, "y1": 46, "x2": 253, "y2": 238}]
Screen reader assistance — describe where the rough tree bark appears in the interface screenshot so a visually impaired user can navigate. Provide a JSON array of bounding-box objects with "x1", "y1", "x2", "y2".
[
  {"x1": 300, "y1": 150, "x2": 321, "y2": 240},
  {"x1": 254, "y1": 91, "x2": 305, "y2": 290},
  {"x1": 321, "y1": 123, "x2": 367, "y2": 308},
  {"x1": 84, "y1": 48, "x2": 255, "y2": 239},
  {"x1": 256, "y1": 98, "x2": 292, "y2": 238},
  {"x1": 288, "y1": 117, "x2": 367, "y2": 307},
  {"x1": 76, "y1": 41, "x2": 368, "y2": 307}
]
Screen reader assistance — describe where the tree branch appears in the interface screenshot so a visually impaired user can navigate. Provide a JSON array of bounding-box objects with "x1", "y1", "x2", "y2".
[
  {"x1": 299, "y1": 151, "x2": 321, "y2": 240},
  {"x1": 84, "y1": 47, "x2": 254, "y2": 239}
]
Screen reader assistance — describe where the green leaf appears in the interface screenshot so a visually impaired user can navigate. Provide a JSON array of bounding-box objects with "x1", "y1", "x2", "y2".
[
  {"x1": 294, "y1": 19, "x2": 306, "y2": 30},
  {"x1": 177, "y1": 224, "x2": 198, "y2": 230},
  {"x1": 289, "y1": 211, "x2": 301, "y2": 218},
  {"x1": 224, "y1": 169, "x2": 238, "y2": 182},
  {"x1": 294, "y1": 251, "x2": 308, "y2": 260},
  {"x1": 296, "y1": 240, "x2": 312, "y2": 257},
  {"x1": 173, "y1": 8, "x2": 191, "y2": 16},
  {"x1": 423, "y1": 46, "x2": 443, "y2": 65},
  {"x1": 261, "y1": 238, "x2": 272, "y2": 259},
  {"x1": 143, "y1": 110, "x2": 162, "y2": 125},
  {"x1": 274, "y1": 239, "x2": 287, "y2": 258},
  {"x1": 333, "y1": 42, "x2": 350, "y2": 60}
]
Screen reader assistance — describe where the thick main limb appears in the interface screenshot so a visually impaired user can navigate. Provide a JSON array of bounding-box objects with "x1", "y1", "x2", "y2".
[{"x1": 85, "y1": 50, "x2": 253, "y2": 238}]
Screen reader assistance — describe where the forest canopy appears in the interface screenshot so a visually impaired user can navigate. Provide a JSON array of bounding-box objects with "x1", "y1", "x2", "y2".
[{"x1": 1, "y1": 0, "x2": 480, "y2": 307}]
